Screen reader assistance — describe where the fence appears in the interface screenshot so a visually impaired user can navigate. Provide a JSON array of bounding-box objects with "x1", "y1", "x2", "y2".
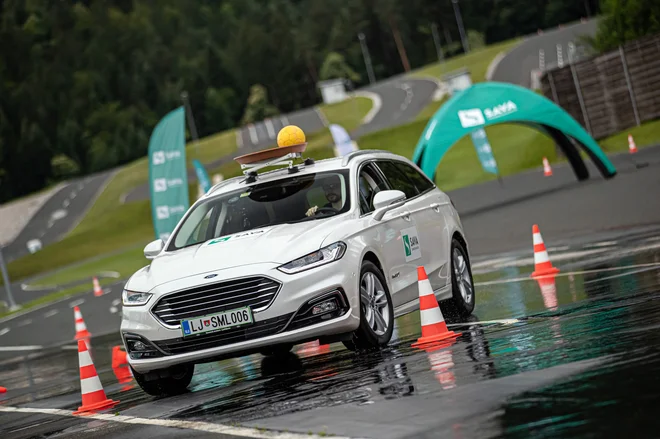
[{"x1": 540, "y1": 33, "x2": 660, "y2": 140}]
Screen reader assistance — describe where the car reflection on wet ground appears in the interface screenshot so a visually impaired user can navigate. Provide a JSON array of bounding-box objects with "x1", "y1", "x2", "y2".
[{"x1": 1, "y1": 233, "x2": 660, "y2": 438}]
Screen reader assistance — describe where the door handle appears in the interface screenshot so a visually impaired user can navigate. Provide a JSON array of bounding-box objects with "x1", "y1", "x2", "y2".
[
  {"x1": 400, "y1": 211, "x2": 411, "y2": 221},
  {"x1": 430, "y1": 203, "x2": 441, "y2": 213}
]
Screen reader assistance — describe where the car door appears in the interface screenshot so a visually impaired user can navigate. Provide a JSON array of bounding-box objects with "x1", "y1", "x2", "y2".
[
  {"x1": 357, "y1": 163, "x2": 417, "y2": 309},
  {"x1": 388, "y1": 160, "x2": 451, "y2": 293},
  {"x1": 371, "y1": 160, "x2": 430, "y2": 306}
]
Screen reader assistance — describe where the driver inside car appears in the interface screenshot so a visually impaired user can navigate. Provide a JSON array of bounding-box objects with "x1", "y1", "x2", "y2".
[{"x1": 305, "y1": 175, "x2": 343, "y2": 217}]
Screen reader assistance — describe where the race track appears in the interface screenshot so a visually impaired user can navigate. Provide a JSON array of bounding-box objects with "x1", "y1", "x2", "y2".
[{"x1": 490, "y1": 19, "x2": 598, "y2": 87}]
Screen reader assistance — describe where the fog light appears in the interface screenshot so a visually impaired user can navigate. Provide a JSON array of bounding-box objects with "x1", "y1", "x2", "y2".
[
  {"x1": 130, "y1": 340, "x2": 148, "y2": 351},
  {"x1": 312, "y1": 299, "x2": 338, "y2": 315}
]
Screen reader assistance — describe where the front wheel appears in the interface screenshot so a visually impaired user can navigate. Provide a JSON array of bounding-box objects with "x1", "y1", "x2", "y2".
[
  {"x1": 343, "y1": 260, "x2": 394, "y2": 351},
  {"x1": 441, "y1": 238, "x2": 476, "y2": 318},
  {"x1": 132, "y1": 364, "x2": 194, "y2": 397}
]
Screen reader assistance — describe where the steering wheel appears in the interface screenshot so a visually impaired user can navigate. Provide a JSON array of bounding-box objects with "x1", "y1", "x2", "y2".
[{"x1": 315, "y1": 207, "x2": 339, "y2": 215}]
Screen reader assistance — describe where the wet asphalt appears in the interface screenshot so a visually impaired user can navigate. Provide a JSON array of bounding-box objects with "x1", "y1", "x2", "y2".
[{"x1": 2, "y1": 231, "x2": 660, "y2": 438}]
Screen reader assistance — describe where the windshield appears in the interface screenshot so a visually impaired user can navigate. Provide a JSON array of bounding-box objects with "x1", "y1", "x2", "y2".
[{"x1": 168, "y1": 170, "x2": 351, "y2": 251}]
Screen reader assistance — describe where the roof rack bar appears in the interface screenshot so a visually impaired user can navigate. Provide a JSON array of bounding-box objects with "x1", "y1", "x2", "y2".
[
  {"x1": 240, "y1": 152, "x2": 302, "y2": 176},
  {"x1": 341, "y1": 150, "x2": 393, "y2": 166}
]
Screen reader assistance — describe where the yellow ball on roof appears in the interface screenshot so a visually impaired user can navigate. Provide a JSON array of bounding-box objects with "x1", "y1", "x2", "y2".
[{"x1": 277, "y1": 125, "x2": 306, "y2": 147}]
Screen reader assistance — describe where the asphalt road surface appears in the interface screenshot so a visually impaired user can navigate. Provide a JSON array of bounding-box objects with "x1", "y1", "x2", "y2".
[
  {"x1": 1, "y1": 145, "x2": 659, "y2": 352},
  {"x1": 2, "y1": 231, "x2": 660, "y2": 438},
  {"x1": 236, "y1": 108, "x2": 326, "y2": 151},
  {"x1": 1, "y1": 171, "x2": 113, "y2": 263},
  {"x1": 490, "y1": 19, "x2": 599, "y2": 88}
]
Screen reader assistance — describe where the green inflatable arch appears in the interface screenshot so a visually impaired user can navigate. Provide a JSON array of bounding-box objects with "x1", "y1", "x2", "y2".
[{"x1": 412, "y1": 82, "x2": 617, "y2": 181}]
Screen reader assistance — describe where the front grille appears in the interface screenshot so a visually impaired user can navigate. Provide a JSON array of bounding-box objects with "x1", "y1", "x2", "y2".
[
  {"x1": 152, "y1": 276, "x2": 281, "y2": 326},
  {"x1": 153, "y1": 313, "x2": 293, "y2": 355}
]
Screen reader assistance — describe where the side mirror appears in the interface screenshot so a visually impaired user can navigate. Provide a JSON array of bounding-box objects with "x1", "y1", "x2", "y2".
[
  {"x1": 144, "y1": 239, "x2": 164, "y2": 260},
  {"x1": 372, "y1": 190, "x2": 406, "y2": 221}
]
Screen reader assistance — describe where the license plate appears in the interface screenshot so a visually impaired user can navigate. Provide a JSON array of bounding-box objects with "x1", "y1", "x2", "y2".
[{"x1": 180, "y1": 307, "x2": 253, "y2": 337}]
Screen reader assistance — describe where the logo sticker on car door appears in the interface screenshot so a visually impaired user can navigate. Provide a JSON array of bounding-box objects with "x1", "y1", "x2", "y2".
[{"x1": 401, "y1": 226, "x2": 421, "y2": 262}]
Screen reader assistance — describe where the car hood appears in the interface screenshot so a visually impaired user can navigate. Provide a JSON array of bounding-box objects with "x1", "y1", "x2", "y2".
[{"x1": 128, "y1": 216, "x2": 349, "y2": 291}]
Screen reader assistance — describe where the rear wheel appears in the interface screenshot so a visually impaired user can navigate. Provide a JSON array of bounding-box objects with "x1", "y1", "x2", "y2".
[
  {"x1": 343, "y1": 260, "x2": 394, "y2": 351},
  {"x1": 441, "y1": 238, "x2": 475, "y2": 318},
  {"x1": 132, "y1": 364, "x2": 194, "y2": 397}
]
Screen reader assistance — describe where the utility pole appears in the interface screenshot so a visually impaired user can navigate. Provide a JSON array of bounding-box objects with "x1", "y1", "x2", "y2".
[
  {"x1": 0, "y1": 246, "x2": 20, "y2": 312},
  {"x1": 451, "y1": 0, "x2": 470, "y2": 54},
  {"x1": 431, "y1": 23, "x2": 444, "y2": 62},
  {"x1": 358, "y1": 32, "x2": 376, "y2": 85},
  {"x1": 180, "y1": 91, "x2": 200, "y2": 153}
]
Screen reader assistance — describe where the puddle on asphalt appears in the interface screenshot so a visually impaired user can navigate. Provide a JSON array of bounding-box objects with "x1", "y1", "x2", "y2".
[{"x1": 2, "y1": 236, "x2": 660, "y2": 437}]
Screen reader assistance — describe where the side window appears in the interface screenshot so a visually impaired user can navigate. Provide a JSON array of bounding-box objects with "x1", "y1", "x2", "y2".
[
  {"x1": 393, "y1": 161, "x2": 434, "y2": 193},
  {"x1": 358, "y1": 163, "x2": 389, "y2": 214},
  {"x1": 375, "y1": 161, "x2": 418, "y2": 200}
]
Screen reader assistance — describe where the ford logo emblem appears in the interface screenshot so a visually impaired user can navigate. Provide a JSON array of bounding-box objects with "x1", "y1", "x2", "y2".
[{"x1": 204, "y1": 274, "x2": 218, "y2": 279}]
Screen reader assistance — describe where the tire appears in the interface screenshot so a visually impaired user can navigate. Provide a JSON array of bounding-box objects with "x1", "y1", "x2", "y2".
[
  {"x1": 441, "y1": 237, "x2": 475, "y2": 318},
  {"x1": 131, "y1": 364, "x2": 194, "y2": 397},
  {"x1": 343, "y1": 260, "x2": 394, "y2": 351},
  {"x1": 259, "y1": 343, "x2": 293, "y2": 357}
]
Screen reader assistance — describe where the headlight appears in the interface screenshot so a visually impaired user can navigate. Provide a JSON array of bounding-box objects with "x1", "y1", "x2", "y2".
[
  {"x1": 122, "y1": 289, "x2": 152, "y2": 306},
  {"x1": 278, "y1": 242, "x2": 347, "y2": 274}
]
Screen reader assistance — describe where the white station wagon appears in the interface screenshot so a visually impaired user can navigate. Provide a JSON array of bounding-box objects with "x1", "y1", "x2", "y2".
[{"x1": 121, "y1": 149, "x2": 475, "y2": 396}]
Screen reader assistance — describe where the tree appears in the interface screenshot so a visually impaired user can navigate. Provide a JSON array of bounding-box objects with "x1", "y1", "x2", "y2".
[
  {"x1": 240, "y1": 84, "x2": 280, "y2": 125},
  {"x1": 592, "y1": 0, "x2": 660, "y2": 52},
  {"x1": 319, "y1": 52, "x2": 361, "y2": 83}
]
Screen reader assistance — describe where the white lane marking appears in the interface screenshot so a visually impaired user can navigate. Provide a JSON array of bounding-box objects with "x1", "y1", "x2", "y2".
[
  {"x1": 474, "y1": 262, "x2": 660, "y2": 286},
  {"x1": 280, "y1": 115, "x2": 289, "y2": 126},
  {"x1": 63, "y1": 199, "x2": 70, "y2": 208},
  {"x1": 44, "y1": 309, "x2": 59, "y2": 318},
  {"x1": 109, "y1": 306, "x2": 118, "y2": 314},
  {"x1": 248, "y1": 124, "x2": 258, "y2": 145},
  {"x1": 314, "y1": 107, "x2": 329, "y2": 127},
  {"x1": 70, "y1": 191, "x2": 77, "y2": 199},
  {"x1": 69, "y1": 299, "x2": 85, "y2": 308},
  {"x1": 78, "y1": 183, "x2": 84, "y2": 190},
  {"x1": 447, "y1": 318, "x2": 521, "y2": 327},
  {"x1": 17, "y1": 319, "x2": 32, "y2": 327},
  {"x1": 0, "y1": 328, "x2": 9, "y2": 337},
  {"x1": 585, "y1": 241, "x2": 618, "y2": 248},
  {"x1": 98, "y1": 271, "x2": 121, "y2": 278},
  {"x1": 112, "y1": 299, "x2": 121, "y2": 306},
  {"x1": 51, "y1": 209, "x2": 67, "y2": 221},
  {"x1": 265, "y1": 119, "x2": 276, "y2": 138},
  {"x1": 236, "y1": 129, "x2": 244, "y2": 148},
  {"x1": 0, "y1": 406, "x2": 353, "y2": 439},
  {"x1": 47, "y1": 221, "x2": 53, "y2": 229},
  {"x1": 39, "y1": 231, "x2": 45, "y2": 238},
  {"x1": 354, "y1": 91, "x2": 382, "y2": 124},
  {"x1": 486, "y1": 51, "x2": 507, "y2": 80},
  {"x1": 0, "y1": 345, "x2": 43, "y2": 352}
]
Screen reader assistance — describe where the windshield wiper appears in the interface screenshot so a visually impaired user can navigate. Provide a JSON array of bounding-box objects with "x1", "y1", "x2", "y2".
[{"x1": 285, "y1": 211, "x2": 338, "y2": 224}]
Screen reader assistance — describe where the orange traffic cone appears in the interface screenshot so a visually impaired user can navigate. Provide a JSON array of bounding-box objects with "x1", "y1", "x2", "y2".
[
  {"x1": 93, "y1": 277, "x2": 103, "y2": 297},
  {"x1": 0, "y1": 386, "x2": 6, "y2": 393},
  {"x1": 628, "y1": 134, "x2": 638, "y2": 154},
  {"x1": 412, "y1": 267, "x2": 461, "y2": 348},
  {"x1": 543, "y1": 157, "x2": 553, "y2": 177},
  {"x1": 73, "y1": 340, "x2": 119, "y2": 415},
  {"x1": 531, "y1": 225, "x2": 560, "y2": 278},
  {"x1": 74, "y1": 306, "x2": 92, "y2": 341},
  {"x1": 111, "y1": 346, "x2": 134, "y2": 391}
]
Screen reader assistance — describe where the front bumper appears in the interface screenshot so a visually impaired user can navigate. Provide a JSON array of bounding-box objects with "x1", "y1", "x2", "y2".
[{"x1": 121, "y1": 259, "x2": 360, "y2": 373}]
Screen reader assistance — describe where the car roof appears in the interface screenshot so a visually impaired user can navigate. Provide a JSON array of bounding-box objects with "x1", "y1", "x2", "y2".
[{"x1": 202, "y1": 149, "x2": 407, "y2": 199}]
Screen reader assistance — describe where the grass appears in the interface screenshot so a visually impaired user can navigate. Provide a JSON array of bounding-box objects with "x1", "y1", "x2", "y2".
[
  {"x1": 359, "y1": 120, "x2": 558, "y2": 191},
  {"x1": 598, "y1": 119, "x2": 660, "y2": 152},
  {"x1": 319, "y1": 96, "x2": 373, "y2": 132},
  {"x1": 411, "y1": 38, "x2": 522, "y2": 121},
  {"x1": 411, "y1": 38, "x2": 522, "y2": 83},
  {"x1": 31, "y1": 246, "x2": 147, "y2": 287}
]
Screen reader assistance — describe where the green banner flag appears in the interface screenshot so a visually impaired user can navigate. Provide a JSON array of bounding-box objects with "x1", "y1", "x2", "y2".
[{"x1": 148, "y1": 107, "x2": 190, "y2": 241}]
